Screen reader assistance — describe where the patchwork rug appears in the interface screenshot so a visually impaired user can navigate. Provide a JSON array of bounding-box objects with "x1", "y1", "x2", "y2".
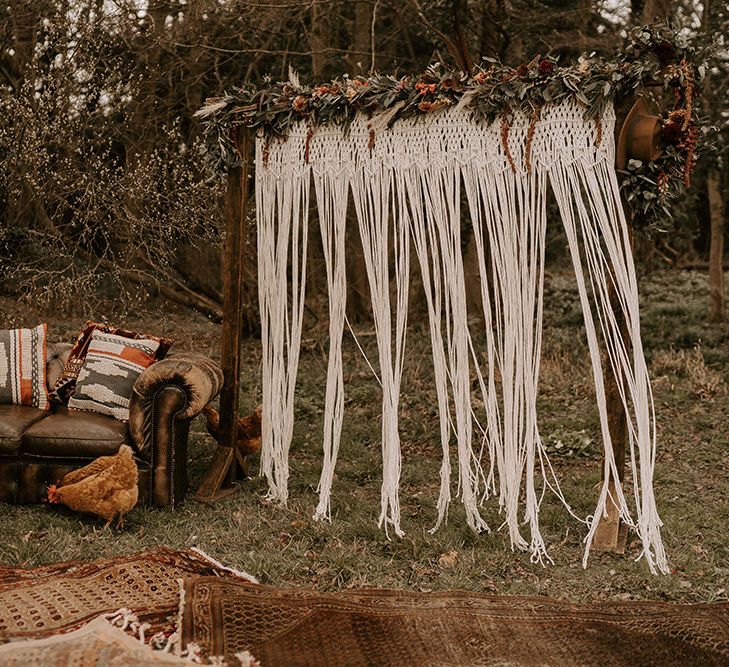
[
  {"x1": 0, "y1": 617, "x2": 194, "y2": 666},
  {"x1": 180, "y1": 578, "x2": 729, "y2": 667},
  {"x1": 0, "y1": 548, "x2": 252, "y2": 642}
]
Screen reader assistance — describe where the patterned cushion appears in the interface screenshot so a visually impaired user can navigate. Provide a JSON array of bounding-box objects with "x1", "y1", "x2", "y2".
[
  {"x1": 50, "y1": 321, "x2": 173, "y2": 405},
  {"x1": 68, "y1": 331, "x2": 160, "y2": 421},
  {"x1": 0, "y1": 324, "x2": 50, "y2": 410}
]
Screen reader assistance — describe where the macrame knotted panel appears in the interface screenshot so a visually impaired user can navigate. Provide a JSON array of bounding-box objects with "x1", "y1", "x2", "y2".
[{"x1": 254, "y1": 99, "x2": 667, "y2": 574}]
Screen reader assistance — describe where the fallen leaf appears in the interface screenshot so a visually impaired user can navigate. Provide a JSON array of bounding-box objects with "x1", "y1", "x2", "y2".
[{"x1": 439, "y1": 550, "x2": 459, "y2": 568}]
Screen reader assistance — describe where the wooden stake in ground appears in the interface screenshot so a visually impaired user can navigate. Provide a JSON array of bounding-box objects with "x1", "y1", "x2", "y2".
[
  {"x1": 195, "y1": 126, "x2": 252, "y2": 503},
  {"x1": 593, "y1": 98, "x2": 662, "y2": 552}
]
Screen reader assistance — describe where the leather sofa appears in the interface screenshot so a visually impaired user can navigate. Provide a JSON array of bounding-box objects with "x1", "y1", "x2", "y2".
[{"x1": 0, "y1": 342, "x2": 223, "y2": 507}]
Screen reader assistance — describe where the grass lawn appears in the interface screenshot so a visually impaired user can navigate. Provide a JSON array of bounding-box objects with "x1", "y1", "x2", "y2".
[{"x1": 1, "y1": 270, "x2": 727, "y2": 604}]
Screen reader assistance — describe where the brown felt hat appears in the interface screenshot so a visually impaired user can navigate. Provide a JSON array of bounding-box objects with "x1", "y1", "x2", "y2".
[{"x1": 616, "y1": 98, "x2": 663, "y2": 170}]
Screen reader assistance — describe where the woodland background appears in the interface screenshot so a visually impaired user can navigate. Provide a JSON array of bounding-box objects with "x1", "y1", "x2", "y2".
[{"x1": 0, "y1": 0, "x2": 727, "y2": 328}]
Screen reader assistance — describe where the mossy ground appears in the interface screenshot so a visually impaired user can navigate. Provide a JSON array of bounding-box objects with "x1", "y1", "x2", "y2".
[{"x1": 1, "y1": 270, "x2": 727, "y2": 603}]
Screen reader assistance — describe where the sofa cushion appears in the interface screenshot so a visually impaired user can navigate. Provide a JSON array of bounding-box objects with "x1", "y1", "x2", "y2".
[
  {"x1": 68, "y1": 332, "x2": 160, "y2": 421},
  {"x1": 0, "y1": 405, "x2": 49, "y2": 455},
  {"x1": 50, "y1": 321, "x2": 173, "y2": 405},
  {"x1": 0, "y1": 324, "x2": 51, "y2": 410},
  {"x1": 22, "y1": 408, "x2": 129, "y2": 458}
]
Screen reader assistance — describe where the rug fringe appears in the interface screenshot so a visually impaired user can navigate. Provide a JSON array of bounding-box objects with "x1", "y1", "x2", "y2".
[{"x1": 190, "y1": 547, "x2": 258, "y2": 583}]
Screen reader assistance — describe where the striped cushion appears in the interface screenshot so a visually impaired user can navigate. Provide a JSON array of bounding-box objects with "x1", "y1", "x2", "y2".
[
  {"x1": 0, "y1": 324, "x2": 50, "y2": 410},
  {"x1": 68, "y1": 331, "x2": 160, "y2": 421}
]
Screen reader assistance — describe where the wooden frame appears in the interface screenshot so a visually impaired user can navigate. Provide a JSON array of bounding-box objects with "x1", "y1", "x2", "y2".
[{"x1": 194, "y1": 128, "x2": 252, "y2": 502}]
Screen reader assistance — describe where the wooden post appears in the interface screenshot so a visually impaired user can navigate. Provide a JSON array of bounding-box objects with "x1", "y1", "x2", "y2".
[
  {"x1": 194, "y1": 126, "x2": 252, "y2": 502},
  {"x1": 593, "y1": 97, "x2": 650, "y2": 552},
  {"x1": 592, "y1": 249, "x2": 630, "y2": 553}
]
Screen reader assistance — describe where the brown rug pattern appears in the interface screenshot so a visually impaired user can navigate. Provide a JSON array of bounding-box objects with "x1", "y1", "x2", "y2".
[
  {"x1": 181, "y1": 578, "x2": 729, "y2": 667},
  {"x1": 0, "y1": 548, "x2": 240, "y2": 642}
]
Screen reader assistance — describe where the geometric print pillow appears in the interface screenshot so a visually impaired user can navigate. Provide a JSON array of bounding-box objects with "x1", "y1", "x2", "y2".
[
  {"x1": 49, "y1": 320, "x2": 174, "y2": 406},
  {"x1": 68, "y1": 331, "x2": 160, "y2": 421},
  {"x1": 0, "y1": 324, "x2": 51, "y2": 410}
]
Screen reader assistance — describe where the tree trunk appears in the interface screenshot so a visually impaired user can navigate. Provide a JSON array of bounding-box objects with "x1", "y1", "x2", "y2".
[
  {"x1": 642, "y1": 0, "x2": 673, "y2": 22},
  {"x1": 351, "y1": 0, "x2": 374, "y2": 73},
  {"x1": 708, "y1": 170, "x2": 726, "y2": 323},
  {"x1": 310, "y1": 0, "x2": 331, "y2": 78}
]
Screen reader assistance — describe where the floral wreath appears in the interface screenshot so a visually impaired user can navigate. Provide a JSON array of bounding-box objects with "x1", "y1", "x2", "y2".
[{"x1": 197, "y1": 24, "x2": 712, "y2": 231}]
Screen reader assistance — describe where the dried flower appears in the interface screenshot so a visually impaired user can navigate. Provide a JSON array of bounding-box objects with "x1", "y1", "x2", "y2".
[
  {"x1": 524, "y1": 107, "x2": 541, "y2": 173},
  {"x1": 417, "y1": 99, "x2": 450, "y2": 113},
  {"x1": 473, "y1": 71, "x2": 487, "y2": 85},
  {"x1": 538, "y1": 60, "x2": 556, "y2": 77},
  {"x1": 594, "y1": 114, "x2": 603, "y2": 148},
  {"x1": 682, "y1": 124, "x2": 698, "y2": 188},
  {"x1": 662, "y1": 115, "x2": 684, "y2": 146},
  {"x1": 292, "y1": 95, "x2": 308, "y2": 112},
  {"x1": 500, "y1": 116, "x2": 517, "y2": 174},
  {"x1": 657, "y1": 170, "x2": 669, "y2": 199},
  {"x1": 415, "y1": 82, "x2": 437, "y2": 96}
]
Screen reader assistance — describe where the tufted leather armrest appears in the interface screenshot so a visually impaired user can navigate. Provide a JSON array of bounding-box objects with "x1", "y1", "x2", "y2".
[
  {"x1": 127, "y1": 351, "x2": 223, "y2": 506},
  {"x1": 130, "y1": 352, "x2": 223, "y2": 422}
]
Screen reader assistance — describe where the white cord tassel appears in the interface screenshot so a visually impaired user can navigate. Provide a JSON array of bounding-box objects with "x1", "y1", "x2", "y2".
[
  {"x1": 312, "y1": 129, "x2": 351, "y2": 521},
  {"x1": 350, "y1": 123, "x2": 409, "y2": 537},
  {"x1": 256, "y1": 128, "x2": 310, "y2": 505},
  {"x1": 420, "y1": 156, "x2": 487, "y2": 533},
  {"x1": 549, "y1": 152, "x2": 667, "y2": 574},
  {"x1": 404, "y1": 166, "x2": 453, "y2": 531}
]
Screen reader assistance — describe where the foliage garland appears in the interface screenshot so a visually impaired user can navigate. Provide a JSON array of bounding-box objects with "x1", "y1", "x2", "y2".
[{"x1": 197, "y1": 24, "x2": 712, "y2": 231}]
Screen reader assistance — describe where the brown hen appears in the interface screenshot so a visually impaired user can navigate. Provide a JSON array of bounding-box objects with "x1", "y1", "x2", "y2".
[
  {"x1": 47, "y1": 444, "x2": 138, "y2": 529},
  {"x1": 202, "y1": 404, "x2": 262, "y2": 455}
]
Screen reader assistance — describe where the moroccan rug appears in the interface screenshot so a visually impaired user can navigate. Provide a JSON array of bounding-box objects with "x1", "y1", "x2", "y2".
[
  {"x1": 180, "y1": 578, "x2": 729, "y2": 667},
  {"x1": 0, "y1": 616, "x2": 194, "y2": 666},
  {"x1": 0, "y1": 547, "x2": 254, "y2": 643}
]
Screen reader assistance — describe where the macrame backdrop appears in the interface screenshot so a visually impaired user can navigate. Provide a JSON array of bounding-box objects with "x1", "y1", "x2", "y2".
[{"x1": 254, "y1": 99, "x2": 668, "y2": 574}]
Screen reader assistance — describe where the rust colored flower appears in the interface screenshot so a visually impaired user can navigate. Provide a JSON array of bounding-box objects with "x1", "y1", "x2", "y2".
[
  {"x1": 313, "y1": 85, "x2": 331, "y2": 96},
  {"x1": 657, "y1": 170, "x2": 669, "y2": 199},
  {"x1": 473, "y1": 71, "x2": 487, "y2": 84},
  {"x1": 415, "y1": 82, "x2": 437, "y2": 95},
  {"x1": 292, "y1": 95, "x2": 308, "y2": 112},
  {"x1": 538, "y1": 60, "x2": 555, "y2": 76},
  {"x1": 418, "y1": 99, "x2": 450, "y2": 113}
]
